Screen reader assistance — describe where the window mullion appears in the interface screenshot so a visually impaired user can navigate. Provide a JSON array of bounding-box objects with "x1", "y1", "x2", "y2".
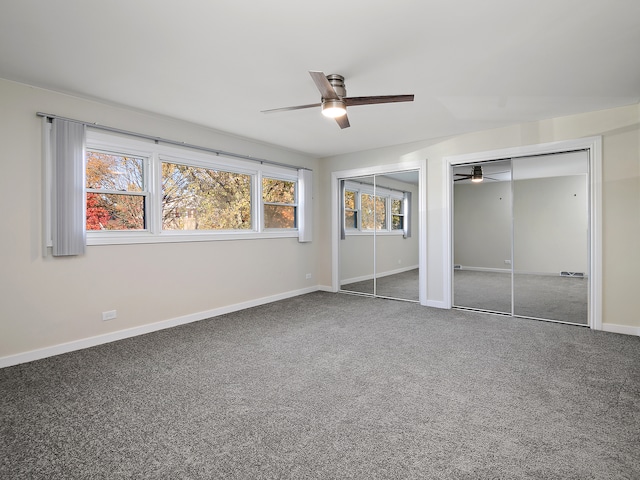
[
  {"x1": 255, "y1": 171, "x2": 262, "y2": 233},
  {"x1": 148, "y1": 153, "x2": 160, "y2": 235}
]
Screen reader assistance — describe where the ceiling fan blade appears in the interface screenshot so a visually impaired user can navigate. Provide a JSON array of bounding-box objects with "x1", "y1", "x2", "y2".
[
  {"x1": 261, "y1": 103, "x2": 321, "y2": 114},
  {"x1": 335, "y1": 114, "x2": 350, "y2": 129},
  {"x1": 309, "y1": 71, "x2": 339, "y2": 100},
  {"x1": 344, "y1": 94, "x2": 414, "y2": 106},
  {"x1": 454, "y1": 176, "x2": 471, "y2": 181}
]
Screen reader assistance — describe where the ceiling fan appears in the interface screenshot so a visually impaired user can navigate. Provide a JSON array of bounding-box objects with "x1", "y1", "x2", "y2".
[
  {"x1": 261, "y1": 71, "x2": 414, "y2": 129},
  {"x1": 454, "y1": 165, "x2": 503, "y2": 183}
]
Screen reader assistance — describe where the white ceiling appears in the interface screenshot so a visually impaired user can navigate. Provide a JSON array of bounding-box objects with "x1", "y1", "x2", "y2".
[{"x1": 1, "y1": 1, "x2": 639, "y2": 158}]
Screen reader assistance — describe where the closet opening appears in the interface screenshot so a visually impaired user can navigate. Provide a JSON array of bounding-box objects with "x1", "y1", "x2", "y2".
[
  {"x1": 451, "y1": 149, "x2": 591, "y2": 326},
  {"x1": 330, "y1": 162, "x2": 427, "y2": 305}
]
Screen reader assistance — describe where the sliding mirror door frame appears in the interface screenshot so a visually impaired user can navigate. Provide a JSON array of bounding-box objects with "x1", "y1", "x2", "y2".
[
  {"x1": 444, "y1": 137, "x2": 602, "y2": 330},
  {"x1": 331, "y1": 160, "x2": 427, "y2": 305}
]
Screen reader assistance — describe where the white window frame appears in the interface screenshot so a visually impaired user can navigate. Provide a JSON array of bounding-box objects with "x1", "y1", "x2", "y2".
[
  {"x1": 79, "y1": 130, "x2": 299, "y2": 245},
  {"x1": 85, "y1": 147, "x2": 151, "y2": 232},
  {"x1": 158, "y1": 152, "x2": 258, "y2": 235},
  {"x1": 261, "y1": 172, "x2": 299, "y2": 231}
]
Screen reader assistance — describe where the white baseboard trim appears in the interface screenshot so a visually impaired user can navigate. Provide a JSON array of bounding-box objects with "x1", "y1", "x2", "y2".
[
  {"x1": 0, "y1": 286, "x2": 322, "y2": 369},
  {"x1": 601, "y1": 323, "x2": 640, "y2": 337},
  {"x1": 341, "y1": 264, "x2": 418, "y2": 286}
]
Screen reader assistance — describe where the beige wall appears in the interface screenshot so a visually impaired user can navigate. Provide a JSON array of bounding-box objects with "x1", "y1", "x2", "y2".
[
  {"x1": 0, "y1": 79, "x2": 319, "y2": 360},
  {"x1": 321, "y1": 103, "x2": 640, "y2": 329}
]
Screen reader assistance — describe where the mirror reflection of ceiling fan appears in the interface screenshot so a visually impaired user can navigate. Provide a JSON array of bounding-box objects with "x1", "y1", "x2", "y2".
[
  {"x1": 454, "y1": 165, "x2": 505, "y2": 183},
  {"x1": 261, "y1": 71, "x2": 414, "y2": 129}
]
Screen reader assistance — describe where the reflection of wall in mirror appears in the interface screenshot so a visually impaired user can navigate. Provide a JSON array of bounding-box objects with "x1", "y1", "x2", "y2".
[
  {"x1": 513, "y1": 175, "x2": 588, "y2": 274},
  {"x1": 454, "y1": 175, "x2": 588, "y2": 275},
  {"x1": 454, "y1": 181, "x2": 512, "y2": 270}
]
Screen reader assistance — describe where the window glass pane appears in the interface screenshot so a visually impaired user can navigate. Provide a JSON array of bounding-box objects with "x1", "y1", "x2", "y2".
[
  {"x1": 361, "y1": 194, "x2": 386, "y2": 230},
  {"x1": 345, "y1": 211, "x2": 357, "y2": 229},
  {"x1": 264, "y1": 205, "x2": 296, "y2": 229},
  {"x1": 391, "y1": 198, "x2": 402, "y2": 215},
  {"x1": 345, "y1": 190, "x2": 356, "y2": 209},
  {"x1": 263, "y1": 178, "x2": 295, "y2": 203},
  {"x1": 86, "y1": 192, "x2": 145, "y2": 230},
  {"x1": 162, "y1": 162, "x2": 252, "y2": 231},
  {"x1": 392, "y1": 215, "x2": 404, "y2": 230},
  {"x1": 86, "y1": 151, "x2": 143, "y2": 192}
]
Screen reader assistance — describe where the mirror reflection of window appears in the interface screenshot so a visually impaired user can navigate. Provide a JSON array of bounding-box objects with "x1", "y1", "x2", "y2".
[
  {"x1": 344, "y1": 190, "x2": 358, "y2": 229},
  {"x1": 340, "y1": 171, "x2": 419, "y2": 302}
]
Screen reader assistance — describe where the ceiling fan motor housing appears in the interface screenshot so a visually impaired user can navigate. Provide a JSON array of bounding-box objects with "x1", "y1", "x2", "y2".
[{"x1": 326, "y1": 74, "x2": 346, "y2": 98}]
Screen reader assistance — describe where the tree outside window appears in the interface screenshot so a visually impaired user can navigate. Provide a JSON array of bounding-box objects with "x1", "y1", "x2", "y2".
[{"x1": 85, "y1": 151, "x2": 145, "y2": 230}]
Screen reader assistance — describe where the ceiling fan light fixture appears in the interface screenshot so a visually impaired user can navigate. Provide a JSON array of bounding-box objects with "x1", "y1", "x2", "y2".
[
  {"x1": 471, "y1": 165, "x2": 483, "y2": 182},
  {"x1": 321, "y1": 99, "x2": 347, "y2": 118}
]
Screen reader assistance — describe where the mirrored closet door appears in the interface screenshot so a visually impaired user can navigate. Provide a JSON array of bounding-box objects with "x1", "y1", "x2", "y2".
[
  {"x1": 453, "y1": 151, "x2": 590, "y2": 325},
  {"x1": 512, "y1": 152, "x2": 589, "y2": 324},
  {"x1": 340, "y1": 175, "x2": 375, "y2": 296},
  {"x1": 339, "y1": 171, "x2": 419, "y2": 302},
  {"x1": 453, "y1": 160, "x2": 513, "y2": 313}
]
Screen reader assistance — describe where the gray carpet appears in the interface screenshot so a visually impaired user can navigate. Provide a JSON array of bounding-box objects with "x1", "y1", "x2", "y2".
[
  {"x1": 454, "y1": 270, "x2": 588, "y2": 325},
  {"x1": 342, "y1": 269, "x2": 419, "y2": 301},
  {"x1": 1, "y1": 292, "x2": 639, "y2": 479}
]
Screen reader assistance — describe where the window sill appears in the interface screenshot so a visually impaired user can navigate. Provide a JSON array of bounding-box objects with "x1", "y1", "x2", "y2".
[{"x1": 86, "y1": 230, "x2": 300, "y2": 246}]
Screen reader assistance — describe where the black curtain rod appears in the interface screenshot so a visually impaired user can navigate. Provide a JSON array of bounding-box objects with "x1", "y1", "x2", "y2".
[{"x1": 37, "y1": 112, "x2": 311, "y2": 171}]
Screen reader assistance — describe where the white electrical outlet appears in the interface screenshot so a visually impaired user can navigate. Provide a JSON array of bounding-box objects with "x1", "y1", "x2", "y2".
[
  {"x1": 102, "y1": 310, "x2": 117, "y2": 321},
  {"x1": 305, "y1": 273, "x2": 312, "y2": 279},
  {"x1": 504, "y1": 259, "x2": 512, "y2": 265}
]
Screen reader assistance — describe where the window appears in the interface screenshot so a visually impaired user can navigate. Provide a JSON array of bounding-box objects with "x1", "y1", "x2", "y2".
[
  {"x1": 391, "y1": 198, "x2": 404, "y2": 231},
  {"x1": 262, "y1": 177, "x2": 297, "y2": 229},
  {"x1": 162, "y1": 162, "x2": 252, "y2": 231},
  {"x1": 85, "y1": 150, "x2": 148, "y2": 231},
  {"x1": 344, "y1": 190, "x2": 358, "y2": 229},
  {"x1": 73, "y1": 130, "x2": 308, "y2": 245},
  {"x1": 343, "y1": 181, "x2": 406, "y2": 234}
]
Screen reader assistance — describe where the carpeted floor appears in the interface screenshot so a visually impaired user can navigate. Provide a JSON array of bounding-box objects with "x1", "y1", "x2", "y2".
[
  {"x1": 1, "y1": 292, "x2": 638, "y2": 479},
  {"x1": 454, "y1": 270, "x2": 589, "y2": 325}
]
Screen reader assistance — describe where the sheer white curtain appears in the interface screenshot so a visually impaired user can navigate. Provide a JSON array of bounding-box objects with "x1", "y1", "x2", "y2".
[
  {"x1": 51, "y1": 118, "x2": 86, "y2": 256},
  {"x1": 297, "y1": 168, "x2": 313, "y2": 243}
]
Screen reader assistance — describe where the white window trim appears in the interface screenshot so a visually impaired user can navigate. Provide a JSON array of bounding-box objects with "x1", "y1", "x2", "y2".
[{"x1": 48, "y1": 129, "x2": 303, "y2": 246}]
